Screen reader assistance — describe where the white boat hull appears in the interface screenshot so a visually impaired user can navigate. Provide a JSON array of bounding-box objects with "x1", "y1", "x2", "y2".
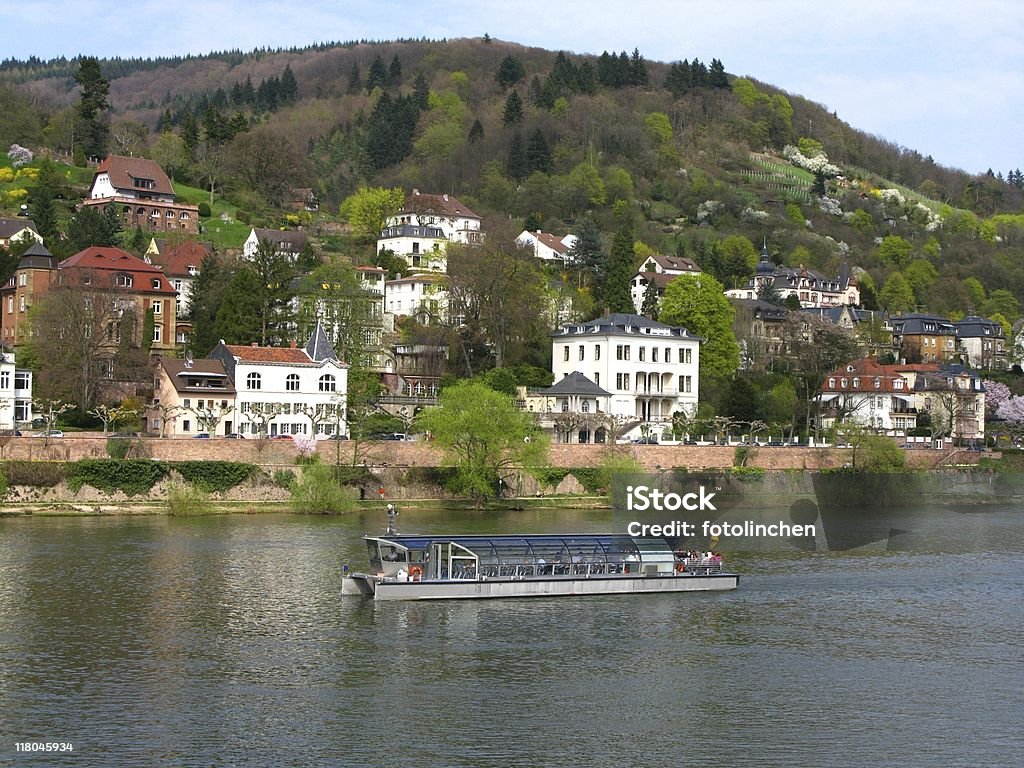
[{"x1": 344, "y1": 573, "x2": 739, "y2": 601}]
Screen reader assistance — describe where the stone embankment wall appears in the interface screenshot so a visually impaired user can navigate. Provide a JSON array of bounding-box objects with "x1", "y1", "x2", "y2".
[{"x1": 0, "y1": 436, "x2": 988, "y2": 471}]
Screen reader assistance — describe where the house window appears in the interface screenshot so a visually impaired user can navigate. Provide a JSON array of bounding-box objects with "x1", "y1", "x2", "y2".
[
  {"x1": 152, "y1": 278, "x2": 161, "y2": 289},
  {"x1": 639, "y1": 347, "x2": 646, "y2": 362},
  {"x1": 152, "y1": 325, "x2": 162, "y2": 344},
  {"x1": 664, "y1": 348, "x2": 671, "y2": 364},
  {"x1": 19, "y1": 296, "x2": 25, "y2": 312},
  {"x1": 183, "y1": 419, "x2": 191, "y2": 432},
  {"x1": 853, "y1": 378, "x2": 859, "y2": 389},
  {"x1": 319, "y1": 374, "x2": 336, "y2": 392},
  {"x1": 594, "y1": 372, "x2": 599, "y2": 386},
  {"x1": 7, "y1": 297, "x2": 12, "y2": 313},
  {"x1": 14, "y1": 372, "x2": 29, "y2": 389},
  {"x1": 683, "y1": 348, "x2": 692, "y2": 364},
  {"x1": 615, "y1": 373, "x2": 630, "y2": 390},
  {"x1": 582, "y1": 400, "x2": 590, "y2": 413},
  {"x1": 18, "y1": 273, "x2": 26, "y2": 286},
  {"x1": 286, "y1": 373, "x2": 300, "y2": 391},
  {"x1": 152, "y1": 301, "x2": 162, "y2": 315},
  {"x1": 652, "y1": 348, "x2": 659, "y2": 363},
  {"x1": 594, "y1": 345, "x2": 601, "y2": 360},
  {"x1": 180, "y1": 212, "x2": 190, "y2": 219},
  {"x1": 116, "y1": 273, "x2": 133, "y2": 287},
  {"x1": 563, "y1": 345, "x2": 570, "y2": 362},
  {"x1": 679, "y1": 375, "x2": 692, "y2": 393},
  {"x1": 246, "y1": 372, "x2": 261, "y2": 390},
  {"x1": 0, "y1": 371, "x2": 8, "y2": 388}
]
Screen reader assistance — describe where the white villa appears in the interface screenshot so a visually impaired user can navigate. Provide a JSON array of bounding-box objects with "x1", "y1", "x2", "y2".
[
  {"x1": 630, "y1": 252, "x2": 702, "y2": 313},
  {"x1": 516, "y1": 230, "x2": 577, "y2": 263},
  {"x1": 550, "y1": 313, "x2": 700, "y2": 431},
  {"x1": 726, "y1": 245, "x2": 859, "y2": 308},
  {"x1": 378, "y1": 190, "x2": 483, "y2": 273},
  {"x1": 385, "y1": 273, "x2": 448, "y2": 324},
  {"x1": 207, "y1": 322, "x2": 349, "y2": 438},
  {"x1": 0, "y1": 348, "x2": 33, "y2": 430}
]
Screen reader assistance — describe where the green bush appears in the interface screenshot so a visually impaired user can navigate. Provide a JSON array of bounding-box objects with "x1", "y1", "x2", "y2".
[
  {"x1": 171, "y1": 461, "x2": 258, "y2": 493},
  {"x1": 272, "y1": 469, "x2": 296, "y2": 490},
  {"x1": 106, "y1": 438, "x2": 131, "y2": 460},
  {"x1": 236, "y1": 209, "x2": 251, "y2": 224},
  {"x1": 0, "y1": 471, "x2": 8, "y2": 499},
  {"x1": 3, "y1": 461, "x2": 67, "y2": 487},
  {"x1": 67, "y1": 459, "x2": 168, "y2": 496},
  {"x1": 197, "y1": 201, "x2": 212, "y2": 218},
  {"x1": 730, "y1": 466, "x2": 765, "y2": 481},
  {"x1": 166, "y1": 482, "x2": 213, "y2": 516},
  {"x1": 291, "y1": 464, "x2": 357, "y2": 514},
  {"x1": 569, "y1": 468, "x2": 603, "y2": 493}
]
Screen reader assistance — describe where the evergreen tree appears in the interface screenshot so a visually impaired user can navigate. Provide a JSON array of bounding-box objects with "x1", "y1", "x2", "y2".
[
  {"x1": 241, "y1": 75, "x2": 256, "y2": 105},
  {"x1": 468, "y1": 118, "x2": 484, "y2": 143},
  {"x1": 721, "y1": 376, "x2": 760, "y2": 423},
  {"x1": 502, "y1": 89, "x2": 524, "y2": 126},
  {"x1": 602, "y1": 224, "x2": 636, "y2": 313},
  {"x1": 189, "y1": 253, "x2": 232, "y2": 354},
  {"x1": 366, "y1": 55, "x2": 388, "y2": 92},
  {"x1": 525, "y1": 128, "x2": 552, "y2": 174},
  {"x1": 495, "y1": 55, "x2": 526, "y2": 88},
  {"x1": 279, "y1": 64, "x2": 299, "y2": 103},
  {"x1": 413, "y1": 72, "x2": 430, "y2": 109},
  {"x1": 506, "y1": 132, "x2": 527, "y2": 181},
  {"x1": 665, "y1": 61, "x2": 691, "y2": 98},
  {"x1": 629, "y1": 48, "x2": 648, "y2": 87},
  {"x1": 389, "y1": 55, "x2": 402, "y2": 86},
  {"x1": 527, "y1": 75, "x2": 543, "y2": 105},
  {"x1": 212, "y1": 265, "x2": 264, "y2": 347},
  {"x1": 156, "y1": 108, "x2": 173, "y2": 133},
  {"x1": 181, "y1": 112, "x2": 200, "y2": 161},
  {"x1": 228, "y1": 111, "x2": 249, "y2": 136},
  {"x1": 29, "y1": 186, "x2": 59, "y2": 244},
  {"x1": 641, "y1": 281, "x2": 659, "y2": 319},
  {"x1": 347, "y1": 63, "x2": 362, "y2": 95},
  {"x1": 576, "y1": 61, "x2": 597, "y2": 94},
  {"x1": 74, "y1": 56, "x2": 110, "y2": 159},
  {"x1": 708, "y1": 58, "x2": 729, "y2": 88},
  {"x1": 567, "y1": 217, "x2": 604, "y2": 278}
]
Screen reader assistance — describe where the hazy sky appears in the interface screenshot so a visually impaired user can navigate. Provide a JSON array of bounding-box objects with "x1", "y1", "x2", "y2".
[{"x1": 3, "y1": 0, "x2": 1021, "y2": 175}]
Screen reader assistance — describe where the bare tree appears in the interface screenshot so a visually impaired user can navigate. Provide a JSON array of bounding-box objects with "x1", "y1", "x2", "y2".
[
  {"x1": 149, "y1": 402, "x2": 183, "y2": 438},
  {"x1": 189, "y1": 402, "x2": 235, "y2": 435}
]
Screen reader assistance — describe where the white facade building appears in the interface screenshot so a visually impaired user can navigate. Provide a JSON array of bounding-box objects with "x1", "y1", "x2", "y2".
[
  {"x1": 378, "y1": 190, "x2": 483, "y2": 273},
  {"x1": 0, "y1": 348, "x2": 32, "y2": 430},
  {"x1": 385, "y1": 273, "x2": 448, "y2": 324},
  {"x1": 516, "y1": 230, "x2": 577, "y2": 263},
  {"x1": 630, "y1": 253, "x2": 702, "y2": 314},
  {"x1": 208, "y1": 323, "x2": 349, "y2": 437},
  {"x1": 550, "y1": 313, "x2": 701, "y2": 424}
]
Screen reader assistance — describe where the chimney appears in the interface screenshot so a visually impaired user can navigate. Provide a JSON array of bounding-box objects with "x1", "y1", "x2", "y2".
[
  {"x1": 251, "y1": 342, "x2": 258, "y2": 348},
  {"x1": 290, "y1": 340, "x2": 297, "y2": 349}
]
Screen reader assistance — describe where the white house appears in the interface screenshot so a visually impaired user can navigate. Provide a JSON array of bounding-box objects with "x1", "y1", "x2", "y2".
[
  {"x1": 148, "y1": 356, "x2": 236, "y2": 437},
  {"x1": 0, "y1": 218, "x2": 42, "y2": 249},
  {"x1": 207, "y1": 322, "x2": 349, "y2": 437},
  {"x1": 726, "y1": 245, "x2": 859, "y2": 308},
  {"x1": 385, "y1": 273, "x2": 448, "y2": 324},
  {"x1": 953, "y1": 316, "x2": 1007, "y2": 370},
  {"x1": 818, "y1": 358, "x2": 918, "y2": 436},
  {"x1": 0, "y1": 347, "x2": 32, "y2": 430},
  {"x1": 83, "y1": 155, "x2": 199, "y2": 233},
  {"x1": 550, "y1": 313, "x2": 700, "y2": 427},
  {"x1": 630, "y1": 252, "x2": 702, "y2": 313},
  {"x1": 516, "y1": 230, "x2": 577, "y2": 263},
  {"x1": 378, "y1": 190, "x2": 483, "y2": 272},
  {"x1": 243, "y1": 228, "x2": 309, "y2": 262}
]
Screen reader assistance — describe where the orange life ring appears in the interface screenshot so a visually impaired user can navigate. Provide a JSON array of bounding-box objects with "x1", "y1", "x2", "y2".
[
  {"x1": 675, "y1": 562, "x2": 686, "y2": 573},
  {"x1": 409, "y1": 566, "x2": 423, "y2": 580}
]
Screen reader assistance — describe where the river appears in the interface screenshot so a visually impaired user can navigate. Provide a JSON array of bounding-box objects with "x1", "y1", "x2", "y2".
[{"x1": 1, "y1": 505, "x2": 1021, "y2": 767}]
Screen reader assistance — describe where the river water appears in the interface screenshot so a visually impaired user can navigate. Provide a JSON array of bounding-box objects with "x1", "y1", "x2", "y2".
[{"x1": 1, "y1": 505, "x2": 1022, "y2": 767}]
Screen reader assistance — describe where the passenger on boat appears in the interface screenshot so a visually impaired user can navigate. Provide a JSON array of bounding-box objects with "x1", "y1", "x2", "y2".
[{"x1": 384, "y1": 547, "x2": 402, "y2": 562}]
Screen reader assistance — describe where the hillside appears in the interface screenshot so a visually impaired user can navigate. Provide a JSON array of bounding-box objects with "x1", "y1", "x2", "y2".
[{"x1": 2, "y1": 37, "x2": 1024, "y2": 323}]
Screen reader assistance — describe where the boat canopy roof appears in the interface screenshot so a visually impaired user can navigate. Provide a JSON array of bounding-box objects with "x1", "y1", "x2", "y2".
[{"x1": 365, "y1": 533, "x2": 678, "y2": 564}]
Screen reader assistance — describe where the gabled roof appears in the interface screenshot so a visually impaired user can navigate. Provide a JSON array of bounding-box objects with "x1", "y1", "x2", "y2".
[
  {"x1": 541, "y1": 371, "x2": 611, "y2": 397},
  {"x1": 249, "y1": 228, "x2": 309, "y2": 252},
  {"x1": 224, "y1": 344, "x2": 319, "y2": 365},
  {"x1": 95, "y1": 155, "x2": 175, "y2": 197},
  {"x1": 528, "y1": 231, "x2": 572, "y2": 256},
  {"x1": 159, "y1": 357, "x2": 235, "y2": 395},
  {"x1": 822, "y1": 358, "x2": 911, "y2": 393},
  {"x1": 402, "y1": 190, "x2": 480, "y2": 220},
  {"x1": 642, "y1": 253, "x2": 701, "y2": 274},
  {"x1": 60, "y1": 246, "x2": 176, "y2": 294},
  {"x1": 890, "y1": 313, "x2": 956, "y2": 335},
  {"x1": 0, "y1": 217, "x2": 38, "y2": 239},
  {"x1": 152, "y1": 241, "x2": 212, "y2": 277}
]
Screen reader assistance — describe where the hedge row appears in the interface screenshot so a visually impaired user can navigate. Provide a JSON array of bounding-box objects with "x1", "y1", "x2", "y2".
[{"x1": 1, "y1": 460, "x2": 261, "y2": 497}]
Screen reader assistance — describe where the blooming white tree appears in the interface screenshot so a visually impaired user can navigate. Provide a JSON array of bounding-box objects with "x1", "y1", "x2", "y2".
[{"x1": 982, "y1": 380, "x2": 1012, "y2": 418}]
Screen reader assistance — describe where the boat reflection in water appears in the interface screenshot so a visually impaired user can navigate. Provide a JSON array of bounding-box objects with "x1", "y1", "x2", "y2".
[{"x1": 343, "y1": 509, "x2": 739, "y2": 601}]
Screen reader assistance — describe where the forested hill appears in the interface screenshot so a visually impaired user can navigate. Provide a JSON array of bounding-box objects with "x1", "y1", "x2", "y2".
[{"x1": 3, "y1": 37, "x2": 1024, "y2": 321}]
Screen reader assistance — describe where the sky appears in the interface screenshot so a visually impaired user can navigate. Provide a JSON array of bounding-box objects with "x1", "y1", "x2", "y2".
[{"x1": 2, "y1": 0, "x2": 1022, "y2": 176}]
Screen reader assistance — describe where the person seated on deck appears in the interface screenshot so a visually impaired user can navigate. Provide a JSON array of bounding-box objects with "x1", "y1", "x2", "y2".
[{"x1": 384, "y1": 547, "x2": 402, "y2": 562}]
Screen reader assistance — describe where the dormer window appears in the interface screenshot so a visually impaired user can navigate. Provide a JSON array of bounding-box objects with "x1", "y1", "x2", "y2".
[
  {"x1": 152, "y1": 278, "x2": 161, "y2": 289},
  {"x1": 852, "y1": 378, "x2": 859, "y2": 389},
  {"x1": 894, "y1": 380, "x2": 904, "y2": 390},
  {"x1": 874, "y1": 378, "x2": 881, "y2": 389},
  {"x1": 828, "y1": 378, "x2": 835, "y2": 388},
  {"x1": 116, "y1": 273, "x2": 133, "y2": 287}
]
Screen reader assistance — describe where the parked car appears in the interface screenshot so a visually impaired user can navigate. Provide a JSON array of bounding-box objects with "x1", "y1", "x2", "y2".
[
  {"x1": 270, "y1": 434, "x2": 293, "y2": 441},
  {"x1": 33, "y1": 429, "x2": 64, "y2": 438},
  {"x1": 327, "y1": 434, "x2": 350, "y2": 441},
  {"x1": 224, "y1": 433, "x2": 245, "y2": 439},
  {"x1": 192, "y1": 432, "x2": 211, "y2": 439}
]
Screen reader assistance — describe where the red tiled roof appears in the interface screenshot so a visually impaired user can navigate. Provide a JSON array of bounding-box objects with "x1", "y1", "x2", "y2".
[
  {"x1": 650, "y1": 253, "x2": 701, "y2": 273},
  {"x1": 533, "y1": 231, "x2": 571, "y2": 255},
  {"x1": 153, "y1": 241, "x2": 212, "y2": 277},
  {"x1": 401, "y1": 191, "x2": 479, "y2": 220},
  {"x1": 224, "y1": 344, "x2": 316, "y2": 364},
  {"x1": 95, "y1": 155, "x2": 175, "y2": 197},
  {"x1": 59, "y1": 246, "x2": 177, "y2": 294}
]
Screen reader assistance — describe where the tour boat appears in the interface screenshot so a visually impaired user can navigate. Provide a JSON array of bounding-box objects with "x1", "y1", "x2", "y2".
[{"x1": 342, "y1": 510, "x2": 739, "y2": 601}]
